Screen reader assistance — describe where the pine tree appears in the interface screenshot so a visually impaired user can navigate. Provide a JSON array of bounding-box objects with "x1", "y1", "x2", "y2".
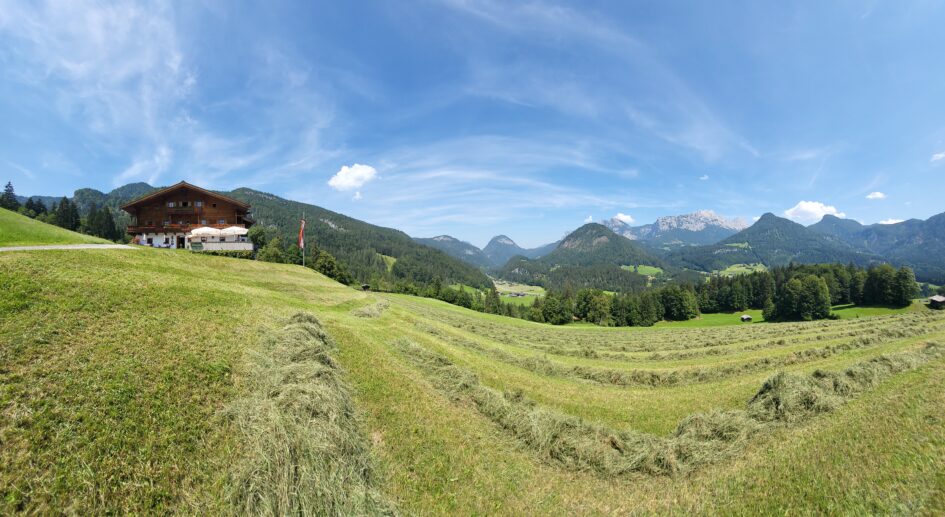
[{"x1": 1, "y1": 181, "x2": 20, "y2": 211}]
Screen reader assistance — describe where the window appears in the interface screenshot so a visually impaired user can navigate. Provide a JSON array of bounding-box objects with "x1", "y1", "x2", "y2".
[
  {"x1": 195, "y1": 201, "x2": 203, "y2": 207},
  {"x1": 201, "y1": 237, "x2": 207, "y2": 243},
  {"x1": 218, "y1": 218, "x2": 225, "y2": 224},
  {"x1": 200, "y1": 219, "x2": 207, "y2": 225},
  {"x1": 164, "y1": 237, "x2": 170, "y2": 244},
  {"x1": 146, "y1": 221, "x2": 153, "y2": 226},
  {"x1": 167, "y1": 201, "x2": 175, "y2": 208},
  {"x1": 212, "y1": 203, "x2": 217, "y2": 208},
  {"x1": 163, "y1": 220, "x2": 170, "y2": 226},
  {"x1": 219, "y1": 236, "x2": 227, "y2": 242}
]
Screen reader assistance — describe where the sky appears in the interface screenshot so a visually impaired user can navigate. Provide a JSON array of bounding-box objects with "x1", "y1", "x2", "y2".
[{"x1": 2, "y1": 1, "x2": 945, "y2": 248}]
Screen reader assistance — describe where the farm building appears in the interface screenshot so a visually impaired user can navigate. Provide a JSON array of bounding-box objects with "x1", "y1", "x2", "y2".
[
  {"x1": 740, "y1": 314, "x2": 753, "y2": 322},
  {"x1": 930, "y1": 295, "x2": 945, "y2": 310},
  {"x1": 120, "y1": 181, "x2": 254, "y2": 251}
]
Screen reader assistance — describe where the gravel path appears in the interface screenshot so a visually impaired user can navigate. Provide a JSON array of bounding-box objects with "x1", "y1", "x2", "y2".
[{"x1": 0, "y1": 244, "x2": 136, "y2": 252}]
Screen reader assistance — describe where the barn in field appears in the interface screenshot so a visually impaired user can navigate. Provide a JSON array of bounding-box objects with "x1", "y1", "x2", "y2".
[
  {"x1": 740, "y1": 314, "x2": 753, "y2": 322},
  {"x1": 120, "y1": 181, "x2": 254, "y2": 251},
  {"x1": 930, "y1": 295, "x2": 945, "y2": 310}
]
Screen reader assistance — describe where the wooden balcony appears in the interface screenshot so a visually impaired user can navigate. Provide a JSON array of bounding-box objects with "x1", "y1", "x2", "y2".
[{"x1": 127, "y1": 223, "x2": 246, "y2": 234}]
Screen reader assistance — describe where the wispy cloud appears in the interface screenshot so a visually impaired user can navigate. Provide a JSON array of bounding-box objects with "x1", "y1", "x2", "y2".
[
  {"x1": 865, "y1": 191, "x2": 886, "y2": 200},
  {"x1": 699, "y1": 174, "x2": 709, "y2": 181},
  {"x1": 878, "y1": 218, "x2": 903, "y2": 224},
  {"x1": 441, "y1": 0, "x2": 755, "y2": 161},
  {"x1": 932, "y1": 151, "x2": 945, "y2": 163}
]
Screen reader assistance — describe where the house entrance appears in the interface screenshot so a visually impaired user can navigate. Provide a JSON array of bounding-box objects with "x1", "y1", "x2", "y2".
[{"x1": 177, "y1": 236, "x2": 185, "y2": 249}]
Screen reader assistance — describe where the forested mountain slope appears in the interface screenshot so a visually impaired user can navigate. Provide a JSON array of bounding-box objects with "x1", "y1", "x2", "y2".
[{"x1": 667, "y1": 213, "x2": 877, "y2": 272}]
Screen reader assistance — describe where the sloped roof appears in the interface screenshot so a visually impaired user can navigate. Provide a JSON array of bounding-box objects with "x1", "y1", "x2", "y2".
[
  {"x1": 120, "y1": 181, "x2": 251, "y2": 211},
  {"x1": 931, "y1": 295, "x2": 945, "y2": 303}
]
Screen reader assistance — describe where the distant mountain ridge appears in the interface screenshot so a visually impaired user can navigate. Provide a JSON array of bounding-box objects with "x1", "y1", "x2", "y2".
[
  {"x1": 497, "y1": 223, "x2": 666, "y2": 291},
  {"x1": 414, "y1": 235, "x2": 493, "y2": 269},
  {"x1": 810, "y1": 213, "x2": 945, "y2": 283},
  {"x1": 482, "y1": 234, "x2": 558, "y2": 267},
  {"x1": 603, "y1": 210, "x2": 748, "y2": 249},
  {"x1": 666, "y1": 213, "x2": 878, "y2": 272}
]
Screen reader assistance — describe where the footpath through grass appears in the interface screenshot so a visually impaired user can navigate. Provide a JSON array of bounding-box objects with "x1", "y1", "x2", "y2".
[{"x1": 0, "y1": 208, "x2": 108, "y2": 247}]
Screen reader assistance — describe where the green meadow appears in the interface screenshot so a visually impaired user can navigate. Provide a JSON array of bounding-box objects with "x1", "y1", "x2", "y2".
[
  {"x1": 2, "y1": 215, "x2": 945, "y2": 514},
  {"x1": 0, "y1": 208, "x2": 108, "y2": 247}
]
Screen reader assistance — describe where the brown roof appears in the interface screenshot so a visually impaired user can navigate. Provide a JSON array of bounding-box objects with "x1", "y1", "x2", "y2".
[{"x1": 120, "y1": 181, "x2": 251, "y2": 211}]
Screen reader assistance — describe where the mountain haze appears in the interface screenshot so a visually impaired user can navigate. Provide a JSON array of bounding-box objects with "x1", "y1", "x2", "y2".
[
  {"x1": 414, "y1": 235, "x2": 493, "y2": 269},
  {"x1": 482, "y1": 235, "x2": 557, "y2": 267}
]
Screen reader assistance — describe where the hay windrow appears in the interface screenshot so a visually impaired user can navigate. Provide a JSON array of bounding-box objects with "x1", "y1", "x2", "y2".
[
  {"x1": 414, "y1": 319, "x2": 941, "y2": 388},
  {"x1": 224, "y1": 313, "x2": 395, "y2": 516},
  {"x1": 353, "y1": 300, "x2": 391, "y2": 319},
  {"x1": 392, "y1": 336, "x2": 943, "y2": 478}
]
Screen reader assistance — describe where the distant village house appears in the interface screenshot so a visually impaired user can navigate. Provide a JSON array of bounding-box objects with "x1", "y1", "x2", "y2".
[
  {"x1": 121, "y1": 181, "x2": 254, "y2": 251},
  {"x1": 740, "y1": 314, "x2": 753, "y2": 322},
  {"x1": 930, "y1": 295, "x2": 945, "y2": 310}
]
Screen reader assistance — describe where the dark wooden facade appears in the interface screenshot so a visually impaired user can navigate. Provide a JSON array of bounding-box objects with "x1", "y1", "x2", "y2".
[{"x1": 121, "y1": 181, "x2": 254, "y2": 237}]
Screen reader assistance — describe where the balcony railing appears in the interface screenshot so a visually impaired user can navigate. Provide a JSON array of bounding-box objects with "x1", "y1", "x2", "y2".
[{"x1": 127, "y1": 223, "x2": 245, "y2": 234}]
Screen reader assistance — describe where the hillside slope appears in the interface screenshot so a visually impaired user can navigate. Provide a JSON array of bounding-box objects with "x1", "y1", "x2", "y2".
[
  {"x1": 668, "y1": 213, "x2": 877, "y2": 272},
  {"x1": 0, "y1": 208, "x2": 108, "y2": 246},
  {"x1": 3, "y1": 235, "x2": 945, "y2": 513},
  {"x1": 226, "y1": 188, "x2": 493, "y2": 289}
]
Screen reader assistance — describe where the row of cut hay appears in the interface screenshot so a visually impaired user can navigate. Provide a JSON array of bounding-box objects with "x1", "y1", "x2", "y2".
[
  {"x1": 352, "y1": 299, "x2": 391, "y2": 319},
  {"x1": 392, "y1": 336, "x2": 943, "y2": 477},
  {"x1": 533, "y1": 317, "x2": 945, "y2": 363},
  {"x1": 417, "y1": 301, "x2": 939, "y2": 355},
  {"x1": 414, "y1": 318, "x2": 939, "y2": 388},
  {"x1": 223, "y1": 313, "x2": 395, "y2": 516}
]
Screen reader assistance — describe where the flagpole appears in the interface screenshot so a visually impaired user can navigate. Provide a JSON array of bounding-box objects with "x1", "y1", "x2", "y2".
[{"x1": 301, "y1": 210, "x2": 305, "y2": 268}]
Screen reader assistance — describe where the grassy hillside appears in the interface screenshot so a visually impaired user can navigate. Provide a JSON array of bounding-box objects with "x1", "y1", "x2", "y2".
[
  {"x1": 2, "y1": 244, "x2": 945, "y2": 513},
  {"x1": 0, "y1": 208, "x2": 108, "y2": 246}
]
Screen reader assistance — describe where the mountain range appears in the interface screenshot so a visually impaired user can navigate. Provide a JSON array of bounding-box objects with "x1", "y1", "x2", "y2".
[
  {"x1": 602, "y1": 210, "x2": 748, "y2": 249},
  {"x1": 666, "y1": 213, "x2": 877, "y2": 272},
  {"x1": 20, "y1": 182, "x2": 945, "y2": 285}
]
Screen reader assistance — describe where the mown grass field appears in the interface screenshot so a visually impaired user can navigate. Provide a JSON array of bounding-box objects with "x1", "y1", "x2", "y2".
[
  {"x1": 718, "y1": 262, "x2": 768, "y2": 275},
  {"x1": 0, "y1": 208, "x2": 108, "y2": 246},
  {"x1": 2, "y1": 228, "x2": 945, "y2": 513}
]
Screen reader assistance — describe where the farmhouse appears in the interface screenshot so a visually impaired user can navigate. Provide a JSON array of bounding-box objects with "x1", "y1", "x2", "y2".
[
  {"x1": 740, "y1": 314, "x2": 753, "y2": 322},
  {"x1": 930, "y1": 295, "x2": 945, "y2": 310},
  {"x1": 121, "y1": 181, "x2": 254, "y2": 251}
]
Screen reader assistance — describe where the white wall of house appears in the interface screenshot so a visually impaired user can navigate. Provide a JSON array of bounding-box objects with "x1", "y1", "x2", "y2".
[{"x1": 138, "y1": 232, "x2": 186, "y2": 248}]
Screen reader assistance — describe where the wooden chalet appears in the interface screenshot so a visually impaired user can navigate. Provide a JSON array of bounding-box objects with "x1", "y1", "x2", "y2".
[{"x1": 120, "y1": 181, "x2": 254, "y2": 251}]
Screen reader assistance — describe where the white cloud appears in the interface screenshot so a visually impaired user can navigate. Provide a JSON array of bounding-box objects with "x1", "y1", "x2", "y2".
[
  {"x1": 352, "y1": 191, "x2": 363, "y2": 201},
  {"x1": 931, "y1": 152, "x2": 945, "y2": 162},
  {"x1": 865, "y1": 191, "x2": 886, "y2": 200},
  {"x1": 752, "y1": 216, "x2": 761, "y2": 222},
  {"x1": 783, "y1": 201, "x2": 846, "y2": 224},
  {"x1": 878, "y1": 218, "x2": 904, "y2": 225},
  {"x1": 614, "y1": 212, "x2": 635, "y2": 224},
  {"x1": 699, "y1": 174, "x2": 709, "y2": 181},
  {"x1": 328, "y1": 163, "x2": 377, "y2": 191},
  {"x1": 584, "y1": 215, "x2": 594, "y2": 223}
]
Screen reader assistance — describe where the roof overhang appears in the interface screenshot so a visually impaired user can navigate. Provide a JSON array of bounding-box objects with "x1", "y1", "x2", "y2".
[{"x1": 120, "y1": 181, "x2": 251, "y2": 212}]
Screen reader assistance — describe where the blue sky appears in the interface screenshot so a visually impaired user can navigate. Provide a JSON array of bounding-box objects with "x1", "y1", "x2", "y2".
[{"x1": 2, "y1": 1, "x2": 944, "y2": 247}]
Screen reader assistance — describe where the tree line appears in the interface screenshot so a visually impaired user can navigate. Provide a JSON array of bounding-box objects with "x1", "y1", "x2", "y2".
[
  {"x1": 2, "y1": 182, "x2": 123, "y2": 241},
  {"x1": 396, "y1": 262, "x2": 923, "y2": 328}
]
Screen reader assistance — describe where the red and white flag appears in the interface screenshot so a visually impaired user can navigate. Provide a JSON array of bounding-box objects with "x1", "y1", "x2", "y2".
[{"x1": 298, "y1": 217, "x2": 306, "y2": 249}]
